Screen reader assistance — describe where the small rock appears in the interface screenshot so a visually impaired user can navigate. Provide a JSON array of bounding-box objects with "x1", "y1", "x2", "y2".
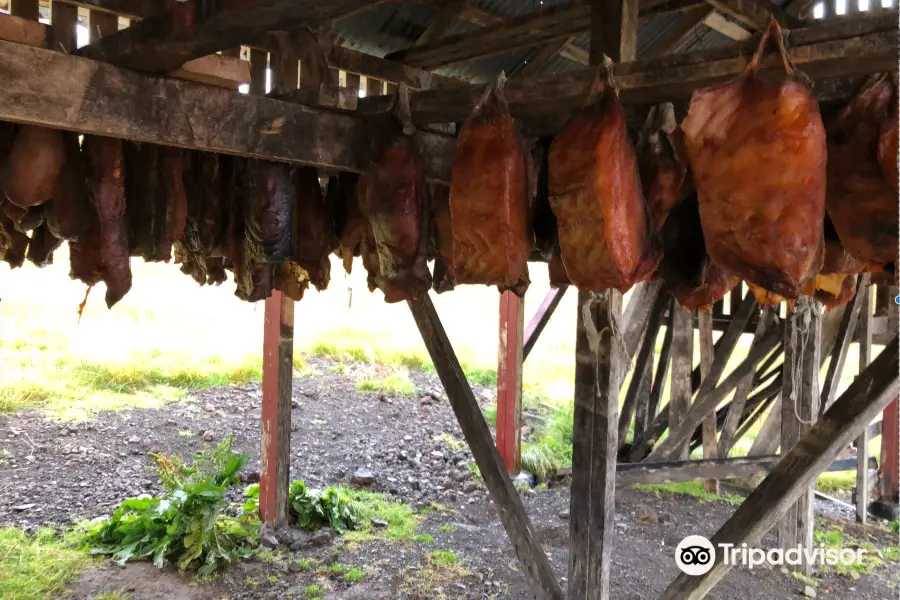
[
  {"x1": 558, "y1": 510, "x2": 570, "y2": 520},
  {"x1": 462, "y1": 481, "x2": 478, "y2": 494},
  {"x1": 258, "y1": 523, "x2": 279, "y2": 549},
  {"x1": 450, "y1": 470, "x2": 467, "y2": 483},
  {"x1": 351, "y1": 468, "x2": 376, "y2": 487},
  {"x1": 371, "y1": 518, "x2": 389, "y2": 529},
  {"x1": 849, "y1": 570, "x2": 860, "y2": 581},
  {"x1": 127, "y1": 436, "x2": 141, "y2": 444},
  {"x1": 310, "y1": 528, "x2": 334, "y2": 546},
  {"x1": 511, "y1": 472, "x2": 533, "y2": 491},
  {"x1": 431, "y1": 450, "x2": 445, "y2": 460},
  {"x1": 635, "y1": 506, "x2": 658, "y2": 524},
  {"x1": 780, "y1": 567, "x2": 790, "y2": 576},
  {"x1": 658, "y1": 511, "x2": 677, "y2": 525},
  {"x1": 12, "y1": 504, "x2": 35, "y2": 512},
  {"x1": 203, "y1": 404, "x2": 215, "y2": 413},
  {"x1": 802, "y1": 584, "x2": 816, "y2": 598},
  {"x1": 201, "y1": 431, "x2": 215, "y2": 442},
  {"x1": 291, "y1": 399, "x2": 301, "y2": 409}
]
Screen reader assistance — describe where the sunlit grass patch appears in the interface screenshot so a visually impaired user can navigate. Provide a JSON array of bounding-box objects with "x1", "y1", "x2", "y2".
[
  {"x1": 0, "y1": 527, "x2": 93, "y2": 600},
  {"x1": 356, "y1": 371, "x2": 416, "y2": 396},
  {"x1": 632, "y1": 481, "x2": 744, "y2": 505},
  {"x1": 343, "y1": 489, "x2": 420, "y2": 543}
]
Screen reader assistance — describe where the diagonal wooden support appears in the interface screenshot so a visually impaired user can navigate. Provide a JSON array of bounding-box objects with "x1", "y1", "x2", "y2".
[
  {"x1": 618, "y1": 290, "x2": 667, "y2": 446},
  {"x1": 819, "y1": 276, "x2": 867, "y2": 417},
  {"x1": 669, "y1": 304, "x2": 694, "y2": 460},
  {"x1": 779, "y1": 299, "x2": 822, "y2": 569},
  {"x1": 408, "y1": 295, "x2": 564, "y2": 600},
  {"x1": 647, "y1": 322, "x2": 783, "y2": 462},
  {"x1": 698, "y1": 309, "x2": 718, "y2": 492},
  {"x1": 623, "y1": 280, "x2": 663, "y2": 359},
  {"x1": 856, "y1": 275, "x2": 872, "y2": 523},
  {"x1": 524, "y1": 285, "x2": 568, "y2": 361},
  {"x1": 631, "y1": 300, "x2": 674, "y2": 462},
  {"x1": 660, "y1": 335, "x2": 899, "y2": 600}
]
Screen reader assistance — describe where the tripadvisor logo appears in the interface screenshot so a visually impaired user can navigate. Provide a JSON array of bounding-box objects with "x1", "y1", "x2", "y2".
[{"x1": 675, "y1": 535, "x2": 867, "y2": 575}]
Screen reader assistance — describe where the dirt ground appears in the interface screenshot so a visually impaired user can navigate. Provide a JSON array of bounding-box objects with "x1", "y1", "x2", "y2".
[{"x1": 0, "y1": 357, "x2": 897, "y2": 599}]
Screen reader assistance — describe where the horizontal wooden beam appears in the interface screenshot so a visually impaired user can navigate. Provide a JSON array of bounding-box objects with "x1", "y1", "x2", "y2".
[
  {"x1": 0, "y1": 40, "x2": 454, "y2": 180},
  {"x1": 617, "y1": 456, "x2": 778, "y2": 486},
  {"x1": 76, "y1": 0, "x2": 383, "y2": 73},
  {"x1": 359, "y1": 12, "x2": 897, "y2": 126},
  {"x1": 702, "y1": 0, "x2": 793, "y2": 31},
  {"x1": 386, "y1": 0, "x2": 703, "y2": 70}
]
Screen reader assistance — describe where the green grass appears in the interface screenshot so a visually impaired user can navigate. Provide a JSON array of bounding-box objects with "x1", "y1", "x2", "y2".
[
  {"x1": 438, "y1": 525, "x2": 454, "y2": 534},
  {"x1": 355, "y1": 372, "x2": 416, "y2": 396},
  {"x1": 303, "y1": 584, "x2": 323, "y2": 596},
  {"x1": 319, "y1": 562, "x2": 347, "y2": 575},
  {"x1": 89, "y1": 593, "x2": 130, "y2": 600},
  {"x1": 632, "y1": 482, "x2": 744, "y2": 505},
  {"x1": 343, "y1": 567, "x2": 365, "y2": 582},
  {"x1": 426, "y1": 550, "x2": 459, "y2": 568},
  {"x1": 295, "y1": 557, "x2": 317, "y2": 570},
  {"x1": 414, "y1": 533, "x2": 434, "y2": 544},
  {"x1": 342, "y1": 489, "x2": 420, "y2": 543},
  {"x1": 791, "y1": 570, "x2": 817, "y2": 587},
  {"x1": 0, "y1": 527, "x2": 93, "y2": 600}
]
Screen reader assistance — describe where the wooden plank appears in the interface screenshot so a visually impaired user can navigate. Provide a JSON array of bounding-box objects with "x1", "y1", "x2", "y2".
[
  {"x1": 345, "y1": 72, "x2": 361, "y2": 95},
  {"x1": 10, "y1": 0, "x2": 39, "y2": 21},
  {"x1": 172, "y1": 54, "x2": 251, "y2": 89},
  {"x1": 89, "y1": 8, "x2": 119, "y2": 41},
  {"x1": 48, "y1": 0, "x2": 158, "y2": 19},
  {"x1": 524, "y1": 286, "x2": 568, "y2": 361},
  {"x1": 415, "y1": 0, "x2": 468, "y2": 46},
  {"x1": 358, "y1": 12, "x2": 898, "y2": 125},
  {"x1": 76, "y1": 0, "x2": 383, "y2": 73},
  {"x1": 623, "y1": 280, "x2": 663, "y2": 359},
  {"x1": 497, "y1": 291, "x2": 524, "y2": 473},
  {"x1": 619, "y1": 291, "x2": 668, "y2": 446},
  {"x1": 631, "y1": 300, "x2": 675, "y2": 461},
  {"x1": 778, "y1": 299, "x2": 821, "y2": 572},
  {"x1": 570, "y1": 290, "x2": 621, "y2": 600},
  {"x1": 719, "y1": 308, "x2": 775, "y2": 454},
  {"x1": 646, "y1": 322, "x2": 783, "y2": 461},
  {"x1": 702, "y1": 0, "x2": 792, "y2": 31},
  {"x1": 702, "y1": 11, "x2": 753, "y2": 40},
  {"x1": 693, "y1": 291, "x2": 758, "y2": 396},
  {"x1": 593, "y1": 0, "x2": 640, "y2": 63},
  {"x1": 51, "y1": 1, "x2": 79, "y2": 52},
  {"x1": 516, "y1": 37, "x2": 573, "y2": 79},
  {"x1": 820, "y1": 277, "x2": 866, "y2": 417},
  {"x1": 669, "y1": 304, "x2": 694, "y2": 461},
  {"x1": 648, "y1": 5, "x2": 714, "y2": 57},
  {"x1": 279, "y1": 83, "x2": 358, "y2": 111},
  {"x1": 659, "y1": 335, "x2": 899, "y2": 600},
  {"x1": 319, "y1": 42, "x2": 460, "y2": 90},
  {"x1": 856, "y1": 276, "x2": 872, "y2": 523},
  {"x1": 881, "y1": 397, "x2": 899, "y2": 500},
  {"x1": 0, "y1": 40, "x2": 456, "y2": 181},
  {"x1": 1, "y1": 9, "x2": 47, "y2": 47},
  {"x1": 749, "y1": 396, "x2": 782, "y2": 456},
  {"x1": 698, "y1": 310, "x2": 718, "y2": 493},
  {"x1": 365, "y1": 75, "x2": 383, "y2": 97},
  {"x1": 408, "y1": 295, "x2": 564, "y2": 600},
  {"x1": 830, "y1": 456, "x2": 878, "y2": 472},
  {"x1": 618, "y1": 455, "x2": 778, "y2": 485}
]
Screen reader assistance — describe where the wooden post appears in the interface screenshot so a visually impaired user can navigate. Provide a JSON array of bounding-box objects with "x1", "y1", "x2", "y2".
[
  {"x1": 408, "y1": 295, "x2": 564, "y2": 600},
  {"x1": 570, "y1": 289, "x2": 622, "y2": 600},
  {"x1": 497, "y1": 290, "x2": 524, "y2": 473},
  {"x1": 51, "y1": 1, "x2": 79, "y2": 52},
  {"x1": 819, "y1": 277, "x2": 867, "y2": 416},
  {"x1": 89, "y1": 9, "x2": 119, "y2": 41},
  {"x1": 10, "y1": 0, "x2": 38, "y2": 21},
  {"x1": 366, "y1": 75, "x2": 383, "y2": 97},
  {"x1": 661, "y1": 336, "x2": 899, "y2": 600},
  {"x1": 631, "y1": 301, "x2": 674, "y2": 462},
  {"x1": 698, "y1": 310, "x2": 718, "y2": 492},
  {"x1": 882, "y1": 285, "x2": 900, "y2": 501},
  {"x1": 257, "y1": 47, "x2": 296, "y2": 527},
  {"x1": 345, "y1": 72, "x2": 361, "y2": 96},
  {"x1": 778, "y1": 298, "x2": 821, "y2": 574},
  {"x1": 669, "y1": 304, "x2": 693, "y2": 461},
  {"x1": 619, "y1": 291, "x2": 667, "y2": 445},
  {"x1": 856, "y1": 276, "x2": 872, "y2": 523}
]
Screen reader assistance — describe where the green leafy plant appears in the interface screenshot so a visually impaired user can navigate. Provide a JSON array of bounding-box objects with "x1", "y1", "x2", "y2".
[
  {"x1": 289, "y1": 482, "x2": 360, "y2": 533},
  {"x1": 82, "y1": 437, "x2": 258, "y2": 575}
]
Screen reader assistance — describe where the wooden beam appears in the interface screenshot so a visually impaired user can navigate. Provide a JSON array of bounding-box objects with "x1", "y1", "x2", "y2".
[
  {"x1": 593, "y1": 0, "x2": 640, "y2": 63},
  {"x1": 173, "y1": 54, "x2": 251, "y2": 89},
  {"x1": 10, "y1": 0, "x2": 39, "y2": 21},
  {"x1": 778, "y1": 299, "x2": 821, "y2": 572},
  {"x1": 76, "y1": 0, "x2": 383, "y2": 73},
  {"x1": 718, "y1": 308, "x2": 776, "y2": 454},
  {"x1": 632, "y1": 300, "x2": 675, "y2": 461},
  {"x1": 619, "y1": 291, "x2": 668, "y2": 446},
  {"x1": 408, "y1": 295, "x2": 564, "y2": 600},
  {"x1": 51, "y1": 1, "x2": 79, "y2": 52},
  {"x1": 669, "y1": 305, "x2": 694, "y2": 461},
  {"x1": 1, "y1": 7, "x2": 47, "y2": 47},
  {"x1": 820, "y1": 277, "x2": 866, "y2": 416},
  {"x1": 570, "y1": 290, "x2": 621, "y2": 600},
  {"x1": 516, "y1": 37, "x2": 572, "y2": 79},
  {"x1": 881, "y1": 397, "x2": 899, "y2": 500},
  {"x1": 698, "y1": 310, "x2": 718, "y2": 493},
  {"x1": 524, "y1": 286, "x2": 568, "y2": 361},
  {"x1": 0, "y1": 40, "x2": 455, "y2": 181},
  {"x1": 319, "y1": 42, "x2": 460, "y2": 90},
  {"x1": 702, "y1": 11, "x2": 752, "y2": 40},
  {"x1": 358, "y1": 12, "x2": 898, "y2": 125},
  {"x1": 618, "y1": 456, "x2": 778, "y2": 486},
  {"x1": 279, "y1": 83, "x2": 358, "y2": 110},
  {"x1": 497, "y1": 291, "x2": 524, "y2": 473},
  {"x1": 415, "y1": 0, "x2": 467, "y2": 46},
  {"x1": 702, "y1": 0, "x2": 792, "y2": 31},
  {"x1": 647, "y1": 322, "x2": 782, "y2": 461},
  {"x1": 660, "y1": 335, "x2": 899, "y2": 600},
  {"x1": 856, "y1": 276, "x2": 872, "y2": 523},
  {"x1": 648, "y1": 4, "x2": 714, "y2": 57},
  {"x1": 89, "y1": 7, "x2": 119, "y2": 40},
  {"x1": 623, "y1": 281, "x2": 664, "y2": 359}
]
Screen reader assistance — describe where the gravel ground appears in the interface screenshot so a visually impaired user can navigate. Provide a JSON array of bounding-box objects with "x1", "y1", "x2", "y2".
[{"x1": 0, "y1": 357, "x2": 896, "y2": 599}]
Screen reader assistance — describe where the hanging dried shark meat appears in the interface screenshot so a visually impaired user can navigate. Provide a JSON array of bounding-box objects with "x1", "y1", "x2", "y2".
[
  {"x1": 26, "y1": 222, "x2": 62, "y2": 267},
  {"x1": 3, "y1": 126, "x2": 65, "y2": 208},
  {"x1": 637, "y1": 103, "x2": 687, "y2": 233},
  {"x1": 358, "y1": 84, "x2": 432, "y2": 303},
  {"x1": 879, "y1": 94, "x2": 898, "y2": 192},
  {"x1": 431, "y1": 184, "x2": 455, "y2": 293},
  {"x1": 82, "y1": 136, "x2": 132, "y2": 308},
  {"x1": 657, "y1": 193, "x2": 738, "y2": 311},
  {"x1": 176, "y1": 151, "x2": 228, "y2": 286},
  {"x1": 228, "y1": 158, "x2": 274, "y2": 302},
  {"x1": 826, "y1": 74, "x2": 897, "y2": 272},
  {"x1": 812, "y1": 216, "x2": 866, "y2": 310},
  {"x1": 0, "y1": 203, "x2": 29, "y2": 268},
  {"x1": 124, "y1": 143, "x2": 188, "y2": 262},
  {"x1": 549, "y1": 58, "x2": 656, "y2": 293},
  {"x1": 450, "y1": 74, "x2": 531, "y2": 295},
  {"x1": 46, "y1": 133, "x2": 91, "y2": 242},
  {"x1": 291, "y1": 166, "x2": 332, "y2": 291},
  {"x1": 681, "y1": 19, "x2": 825, "y2": 300}
]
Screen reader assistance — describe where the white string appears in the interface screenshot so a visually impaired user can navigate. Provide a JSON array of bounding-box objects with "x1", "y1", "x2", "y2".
[{"x1": 790, "y1": 296, "x2": 821, "y2": 425}]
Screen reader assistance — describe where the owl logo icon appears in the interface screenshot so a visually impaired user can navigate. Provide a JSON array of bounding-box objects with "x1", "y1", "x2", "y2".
[{"x1": 675, "y1": 535, "x2": 716, "y2": 576}]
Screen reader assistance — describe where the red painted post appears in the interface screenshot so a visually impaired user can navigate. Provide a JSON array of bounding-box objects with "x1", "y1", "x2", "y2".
[
  {"x1": 259, "y1": 291, "x2": 294, "y2": 526},
  {"x1": 497, "y1": 290, "x2": 524, "y2": 473},
  {"x1": 881, "y1": 397, "x2": 899, "y2": 501}
]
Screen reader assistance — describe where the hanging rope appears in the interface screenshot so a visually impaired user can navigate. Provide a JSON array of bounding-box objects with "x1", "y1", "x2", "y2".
[
  {"x1": 580, "y1": 290, "x2": 630, "y2": 393},
  {"x1": 789, "y1": 295, "x2": 821, "y2": 425}
]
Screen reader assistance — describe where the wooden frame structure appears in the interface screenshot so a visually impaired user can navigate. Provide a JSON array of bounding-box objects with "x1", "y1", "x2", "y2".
[{"x1": 0, "y1": 0, "x2": 897, "y2": 598}]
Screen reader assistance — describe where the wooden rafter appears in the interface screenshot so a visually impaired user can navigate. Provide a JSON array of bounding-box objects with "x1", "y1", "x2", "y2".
[
  {"x1": 76, "y1": 0, "x2": 384, "y2": 73},
  {"x1": 660, "y1": 336, "x2": 899, "y2": 600},
  {"x1": 702, "y1": 0, "x2": 795, "y2": 31},
  {"x1": 414, "y1": 0, "x2": 468, "y2": 46},
  {"x1": 0, "y1": 39, "x2": 455, "y2": 180}
]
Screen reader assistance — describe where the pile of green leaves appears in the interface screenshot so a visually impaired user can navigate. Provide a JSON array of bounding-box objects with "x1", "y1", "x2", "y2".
[
  {"x1": 82, "y1": 437, "x2": 259, "y2": 575},
  {"x1": 289, "y1": 481, "x2": 360, "y2": 533}
]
